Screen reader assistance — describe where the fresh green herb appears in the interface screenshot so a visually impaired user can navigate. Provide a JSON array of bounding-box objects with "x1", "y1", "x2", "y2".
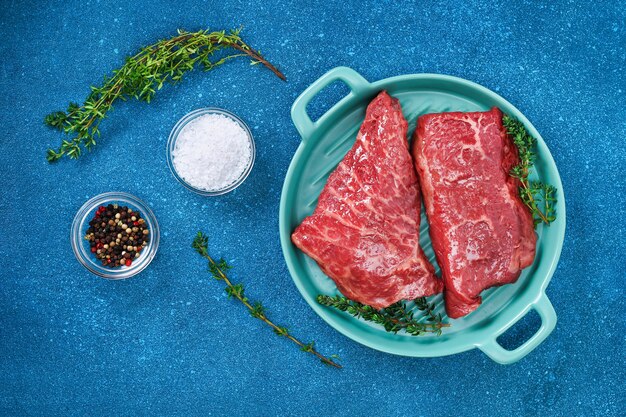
[
  {"x1": 503, "y1": 115, "x2": 558, "y2": 227},
  {"x1": 316, "y1": 295, "x2": 449, "y2": 336},
  {"x1": 192, "y1": 232, "x2": 341, "y2": 369},
  {"x1": 45, "y1": 28, "x2": 285, "y2": 162}
]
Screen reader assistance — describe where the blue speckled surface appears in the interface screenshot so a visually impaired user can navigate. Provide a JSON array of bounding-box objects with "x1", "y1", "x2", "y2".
[{"x1": 0, "y1": 1, "x2": 624, "y2": 415}]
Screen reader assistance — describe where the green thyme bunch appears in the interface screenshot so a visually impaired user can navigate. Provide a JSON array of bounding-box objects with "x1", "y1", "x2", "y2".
[
  {"x1": 45, "y1": 28, "x2": 284, "y2": 162},
  {"x1": 503, "y1": 115, "x2": 557, "y2": 227},
  {"x1": 317, "y1": 295, "x2": 449, "y2": 336}
]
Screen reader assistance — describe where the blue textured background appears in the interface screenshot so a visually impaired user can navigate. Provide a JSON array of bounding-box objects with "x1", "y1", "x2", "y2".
[{"x1": 1, "y1": 1, "x2": 624, "y2": 415}]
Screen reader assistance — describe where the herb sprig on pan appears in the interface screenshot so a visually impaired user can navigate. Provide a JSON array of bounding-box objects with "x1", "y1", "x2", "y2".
[
  {"x1": 503, "y1": 115, "x2": 557, "y2": 227},
  {"x1": 317, "y1": 295, "x2": 449, "y2": 336},
  {"x1": 45, "y1": 28, "x2": 285, "y2": 162},
  {"x1": 192, "y1": 232, "x2": 341, "y2": 369}
]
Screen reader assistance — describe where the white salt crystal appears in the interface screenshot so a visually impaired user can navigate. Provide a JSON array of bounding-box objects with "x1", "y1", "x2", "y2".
[{"x1": 172, "y1": 113, "x2": 252, "y2": 192}]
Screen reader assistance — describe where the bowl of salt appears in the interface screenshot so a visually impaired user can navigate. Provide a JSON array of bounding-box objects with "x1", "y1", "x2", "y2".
[{"x1": 167, "y1": 108, "x2": 255, "y2": 196}]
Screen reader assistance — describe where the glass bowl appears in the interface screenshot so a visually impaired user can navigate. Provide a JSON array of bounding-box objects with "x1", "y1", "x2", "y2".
[
  {"x1": 71, "y1": 192, "x2": 160, "y2": 279},
  {"x1": 166, "y1": 108, "x2": 256, "y2": 196}
]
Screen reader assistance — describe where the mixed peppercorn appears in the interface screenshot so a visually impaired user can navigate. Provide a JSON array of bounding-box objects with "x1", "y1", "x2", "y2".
[{"x1": 85, "y1": 204, "x2": 149, "y2": 267}]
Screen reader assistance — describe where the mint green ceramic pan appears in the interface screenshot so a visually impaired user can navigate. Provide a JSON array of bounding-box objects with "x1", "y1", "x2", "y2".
[{"x1": 279, "y1": 67, "x2": 565, "y2": 364}]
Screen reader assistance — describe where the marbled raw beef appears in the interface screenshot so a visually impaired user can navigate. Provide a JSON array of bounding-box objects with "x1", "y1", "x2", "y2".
[
  {"x1": 292, "y1": 91, "x2": 442, "y2": 309},
  {"x1": 412, "y1": 107, "x2": 536, "y2": 318}
]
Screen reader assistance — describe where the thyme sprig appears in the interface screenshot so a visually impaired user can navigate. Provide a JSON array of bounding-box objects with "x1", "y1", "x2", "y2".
[
  {"x1": 192, "y1": 232, "x2": 341, "y2": 369},
  {"x1": 45, "y1": 28, "x2": 285, "y2": 162},
  {"x1": 317, "y1": 295, "x2": 449, "y2": 336},
  {"x1": 503, "y1": 115, "x2": 557, "y2": 227}
]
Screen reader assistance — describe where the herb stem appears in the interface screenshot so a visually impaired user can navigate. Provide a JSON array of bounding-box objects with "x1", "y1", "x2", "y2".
[
  {"x1": 230, "y1": 43, "x2": 286, "y2": 81},
  {"x1": 518, "y1": 180, "x2": 550, "y2": 225},
  {"x1": 192, "y1": 232, "x2": 341, "y2": 369}
]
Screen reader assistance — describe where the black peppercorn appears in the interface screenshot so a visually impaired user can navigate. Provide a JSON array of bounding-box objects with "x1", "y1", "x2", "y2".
[{"x1": 85, "y1": 204, "x2": 149, "y2": 269}]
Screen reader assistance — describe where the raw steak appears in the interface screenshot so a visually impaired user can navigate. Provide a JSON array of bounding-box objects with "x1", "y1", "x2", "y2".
[
  {"x1": 412, "y1": 107, "x2": 537, "y2": 318},
  {"x1": 292, "y1": 91, "x2": 442, "y2": 309}
]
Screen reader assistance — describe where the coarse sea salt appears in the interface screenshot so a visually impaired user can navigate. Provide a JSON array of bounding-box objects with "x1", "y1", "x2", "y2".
[{"x1": 172, "y1": 113, "x2": 253, "y2": 192}]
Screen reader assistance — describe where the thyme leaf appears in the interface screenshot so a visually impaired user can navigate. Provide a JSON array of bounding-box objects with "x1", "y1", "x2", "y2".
[
  {"x1": 45, "y1": 28, "x2": 285, "y2": 162},
  {"x1": 503, "y1": 115, "x2": 558, "y2": 227},
  {"x1": 317, "y1": 295, "x2": 449, "y2": 336},
  {"x1": 192, "y1": 232, "x2": 341, "y2": 369}
]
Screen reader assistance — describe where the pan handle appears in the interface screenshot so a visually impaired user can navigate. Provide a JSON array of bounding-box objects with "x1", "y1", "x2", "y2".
[
  {"x1": 478, "y1": 293, "x2": 557, "y2": 365},
  {"x1": 291, "y1": 66, "x2": 370, "y2": 140}
]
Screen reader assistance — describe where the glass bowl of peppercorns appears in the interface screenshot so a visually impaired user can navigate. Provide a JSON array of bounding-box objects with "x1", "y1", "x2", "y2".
[{"x1": 71, "y1": 192, "x2": 160, "y2": 279}]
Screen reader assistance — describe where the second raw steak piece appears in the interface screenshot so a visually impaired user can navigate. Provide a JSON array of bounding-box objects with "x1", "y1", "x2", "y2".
[{"x1": 413, "y1": 107, "x2": 537, "y2": 318}]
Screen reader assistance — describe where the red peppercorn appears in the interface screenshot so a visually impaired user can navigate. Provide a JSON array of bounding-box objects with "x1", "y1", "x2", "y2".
[{"x1": 85, "y1": 204, "x2": 147, "y2": 269}]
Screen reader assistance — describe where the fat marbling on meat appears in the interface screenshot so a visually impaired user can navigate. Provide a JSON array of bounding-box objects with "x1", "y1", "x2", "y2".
[
  {"x1": 292, "y1": 91, "x2": 442, "y2": 309},
  {"x1": 412, "y1": 107, "x2": 536, "y2": 318}
]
